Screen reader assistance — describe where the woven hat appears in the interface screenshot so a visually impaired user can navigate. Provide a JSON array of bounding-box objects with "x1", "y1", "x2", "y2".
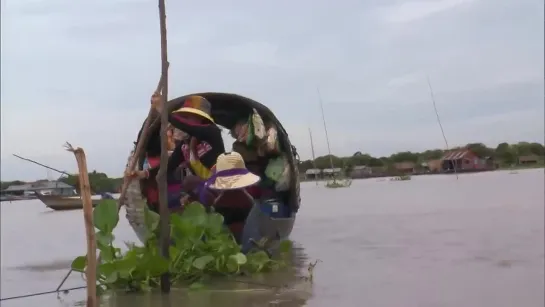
[
  {"x1": 206, "y1": 152, "x2": 261, "y2": 190},
  {"x1": 172, "y1": 96, "x2": 215, "y2": 123}
]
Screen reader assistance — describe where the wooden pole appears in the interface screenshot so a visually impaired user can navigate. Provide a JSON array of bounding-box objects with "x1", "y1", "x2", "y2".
[
  {"x1": 157, "y1": 0, "x2": 171, "y2": 293},
  {"x1": 64, "y1": 142, "x2": 97, "y2": 307},
  {"x1": 118, "y1": 73, "x2": 168, "y2": 210}
]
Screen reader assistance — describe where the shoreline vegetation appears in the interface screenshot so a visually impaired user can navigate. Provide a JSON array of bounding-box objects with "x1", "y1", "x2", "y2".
[
  {"x1": 298, "y1": 141, "x2": 544, "y2": 180},
  {"x1": 1, "y1": 141, "x2": 543, "y2": 193}
]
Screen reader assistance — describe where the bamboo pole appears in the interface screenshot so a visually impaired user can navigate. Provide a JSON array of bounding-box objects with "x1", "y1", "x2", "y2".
[
  {"x1": 157, "y1": 0, "x2": 171, "y2": 293},
  {"x1": 64, "y1": 142, "x2": 97, "y2": 307},
  {"x1": 55, "y1": 75, "x2": 168, "y2": 295}
]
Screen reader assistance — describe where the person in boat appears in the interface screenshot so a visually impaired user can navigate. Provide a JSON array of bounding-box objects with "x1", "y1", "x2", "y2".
[
  {"x1": 128, "y1": 94, "x2": 225, "y2": 210},
  {"x1": 228, "y1": 112, "x2": 293, "y2": 253},
  {"x1": 136, "y1": 124, "x2": 185, "y2": 213},
  {"x1": 202, "y1": 151, "x2": 262, "y2": 244}
]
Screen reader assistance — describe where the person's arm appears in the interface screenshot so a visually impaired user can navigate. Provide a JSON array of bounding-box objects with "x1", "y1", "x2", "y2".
[
  {"x1": 146, "y1": 144, "x2": 185, "y2": 179},
  {"x1": 169, "y1": 113, "x2": 219, "y2": 141},
  {"x1": 187, "y1": 137, "x2": 214, "y2": 179}
]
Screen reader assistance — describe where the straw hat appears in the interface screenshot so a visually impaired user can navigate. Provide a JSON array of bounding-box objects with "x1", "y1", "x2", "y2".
[
  {"x1": 208, "y1": 152, "x2": 261, "y2": 190},
  {"x1": 172, "y1": 95, "x2": 215, "y2": 123}
]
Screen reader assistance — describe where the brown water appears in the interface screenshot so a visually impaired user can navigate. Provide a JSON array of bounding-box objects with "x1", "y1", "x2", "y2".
[{"x1": 1, "y1": 169, "x2": 544, "y2": 307}]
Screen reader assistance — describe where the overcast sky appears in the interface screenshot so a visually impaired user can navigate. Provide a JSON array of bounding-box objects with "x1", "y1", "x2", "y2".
[{"x1": 1, "y1": 0, "x2": 543, "y2": 181}]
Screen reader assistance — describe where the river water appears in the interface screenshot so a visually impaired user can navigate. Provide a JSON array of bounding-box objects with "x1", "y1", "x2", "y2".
[{"x1": 1, "y1": 169, "x2": 543, "y2": 307}]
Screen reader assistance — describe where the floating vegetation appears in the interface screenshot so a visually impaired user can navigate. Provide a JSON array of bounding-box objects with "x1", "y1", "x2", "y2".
[
  {"x1": 390, "y1": 175, "x2": 412, "y2": 181},
  {"x1": 71, "y1": 200, "x2": 291, "y2": 294},
  {"x1": 325, "y1": 178, "x2": 352, "y2": 188}
]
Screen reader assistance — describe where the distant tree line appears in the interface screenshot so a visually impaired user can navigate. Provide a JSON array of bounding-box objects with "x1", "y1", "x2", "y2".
[
  {"x1": 298, "y1": 141, "x2": 545, "y2": 174},
  {"x1": 1, "y1": 171, "x2": 123, "y2": 194},
  {"x1": 58, "y1": 171, "x2": 123, "y2": 194},
  {"x1": 2, "y1": 141, "x2": 543, "y2": 191}
]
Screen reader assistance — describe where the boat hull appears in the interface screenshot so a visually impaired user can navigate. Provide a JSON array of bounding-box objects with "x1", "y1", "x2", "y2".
[{"x1": 36, "y1": 194, "x2": 101, "y2": 211}]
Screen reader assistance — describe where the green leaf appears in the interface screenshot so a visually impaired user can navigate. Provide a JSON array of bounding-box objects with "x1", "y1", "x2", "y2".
[
  {"x1": 192, "y1": 255, "x2": 214, "y2": 270},
  {"x1": 144, "y1": 206, "x2": 160, "y2": 231},
  {"x1": 93, "y1": 199, "x2": 119, "y2": 233},
  {"x1": 104, "y1": 271, "x2": 118, "y2": 283},
  {"x1": 115, "y1": 257, "x2": 137, "y2": 276},
  {"x1": 207, "y1": 213, "x2": 225, "y2": 234},
  {"x1": 247, "y1": 251, "x2": 270, "y2": 272},
  {"x1": 182, "y1": 256, "x2": 195, "y2": 272},
  {"x1": 169, "y1": 246, "x2": 181, "y2": 261},
  {"x1": 226, "y1": 257, "x2": 239, "y2": 273},
  {"x1": 99, "y1": 248, "x2": 115, "y2": 262},
  {"x1": 142, "y1": 254, "x2": 170, "y2": 276},
  {"x1": 96, "y1": 231, "x2": 114, "y2": 247},
  {"x1": 279, "y1": 240, "x2": 293, "y2": 254},
  {"x1": 181, "y1": 202, "x2": 207, "y2": 225},
  {"x1": 171, "y1": 213, "x2": 199, "y2": 240},
  {"x1": 229, "y1": 253, "x2": 247, "y2": 265},
  {"x1": 71, "y1": 256, "x2": 87, "y2": 272},
  {"x1": 98, "y1": 262, "x2": 117, "y2": 279}
]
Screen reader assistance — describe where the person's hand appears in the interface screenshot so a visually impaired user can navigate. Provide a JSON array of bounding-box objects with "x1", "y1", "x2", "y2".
[
  {"x1": 180, "y1": 194, "x2": 190, "y2": 207},
  {"x1": 125, "y1": 170, "x2": 148, "y2": 179},
  {"x1": 189, "y1": 137, "x2": 198, "y2": 161},
  {"x1": 151, "y1": 92, "x2": 163, "y2": 112},
  {"x1": 189, "y1": 137, "x2": 198, "y2": 149}
]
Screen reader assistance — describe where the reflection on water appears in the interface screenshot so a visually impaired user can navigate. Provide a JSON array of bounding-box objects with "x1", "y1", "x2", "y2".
[{"x1": 2, "y1": 169, "x2": 544, "y2": 307}]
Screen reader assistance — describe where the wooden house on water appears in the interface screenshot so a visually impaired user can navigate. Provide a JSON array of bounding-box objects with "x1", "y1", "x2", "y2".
[
  {"x1": 440, "y1": 149, "x2": 488, "y2": 172},
  {"x1": 518, "y1": 155, "x2": 540, "y2": 165}
]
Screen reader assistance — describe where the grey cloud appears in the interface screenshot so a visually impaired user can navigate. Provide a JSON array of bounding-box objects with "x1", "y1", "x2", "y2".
[{"x1": 2, "y1": 0, "x2": 543, "y2": 180}]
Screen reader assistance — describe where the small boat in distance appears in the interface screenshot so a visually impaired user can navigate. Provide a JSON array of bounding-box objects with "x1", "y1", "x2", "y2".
[
  {"x1": 36, "y1": 190, "x2": 106, "y2": 211},
  {"x1": 316, "y1": 88, "x2": 352, "y2": 189}
]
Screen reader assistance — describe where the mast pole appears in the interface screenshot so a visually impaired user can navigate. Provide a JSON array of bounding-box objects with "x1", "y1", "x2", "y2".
[
  {"x1": 308, "y1": 128, "x2": 319, "y2": 185},
  {"x1": 426, "y1": 76, "x2": 458, "y2": 180},
  {"x1": 317, "y1": 88, "x2": 335, "y2": 172}
]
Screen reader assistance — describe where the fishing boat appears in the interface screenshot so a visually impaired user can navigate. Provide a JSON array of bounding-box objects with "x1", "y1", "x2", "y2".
[
  {"x1": 125, "y1": 92, "x2": 301, "y2": 248},
  {"x1": 325, "y1": 178, "x2": 353, "y2": 188},
  {"x1": 36, "y1": 192, "x2": 103, "y2": 211},
  {"x1": 390, "y1": 174, "x2": 412, "y2": 181}
]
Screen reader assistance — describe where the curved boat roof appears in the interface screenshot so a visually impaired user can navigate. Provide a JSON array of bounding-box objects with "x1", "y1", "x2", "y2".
[{"x1": 138, "y1": 92, "x2": 301, "y2": 212}]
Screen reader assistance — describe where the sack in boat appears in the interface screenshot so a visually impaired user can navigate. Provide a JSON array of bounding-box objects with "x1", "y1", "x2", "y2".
[
  {"x1": 232, "y1": 141, "x2": 259, "y2": 163},
  {"x1": 264, "y1": 155, "x2": 291, "y2": 191},
  {"x1": 260, "y1": 126, "x2": 280, "y2": 155},
  {"x1": 232, "y1": 120, "x2": 249, "y2": 143},
  {"x1": 246, "y1": 109, "x2": 266, "y2": 147}
]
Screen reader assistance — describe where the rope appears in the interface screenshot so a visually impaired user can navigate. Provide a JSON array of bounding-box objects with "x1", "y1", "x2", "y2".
[
  {"x1": 1, "y1": 273, "x2": 302, "y2": 302},
  {"x1": 0, "y1": 286, "x2": 86, "y2": 302}
]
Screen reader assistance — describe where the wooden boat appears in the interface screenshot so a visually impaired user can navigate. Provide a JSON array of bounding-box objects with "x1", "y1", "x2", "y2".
[
  {"x1": 125, "y1": 92, "x2": 301, "y2": 249},
  {"x1": 36, "y1": 194, "x2": 101, "y2": 211}
]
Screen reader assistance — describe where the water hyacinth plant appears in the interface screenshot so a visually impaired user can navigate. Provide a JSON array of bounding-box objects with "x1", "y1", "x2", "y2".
[{"x1": 71, "y1": 200, "x2": 291, "y2": 293}]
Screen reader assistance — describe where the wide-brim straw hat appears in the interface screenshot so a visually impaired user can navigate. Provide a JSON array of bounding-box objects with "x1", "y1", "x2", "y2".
[
  {"x1": 172, "y1": 95, "x2": 215, "y2": 123},
  {"x1": 208, "y1": 152, "x2": 260, "y2": 190}
]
